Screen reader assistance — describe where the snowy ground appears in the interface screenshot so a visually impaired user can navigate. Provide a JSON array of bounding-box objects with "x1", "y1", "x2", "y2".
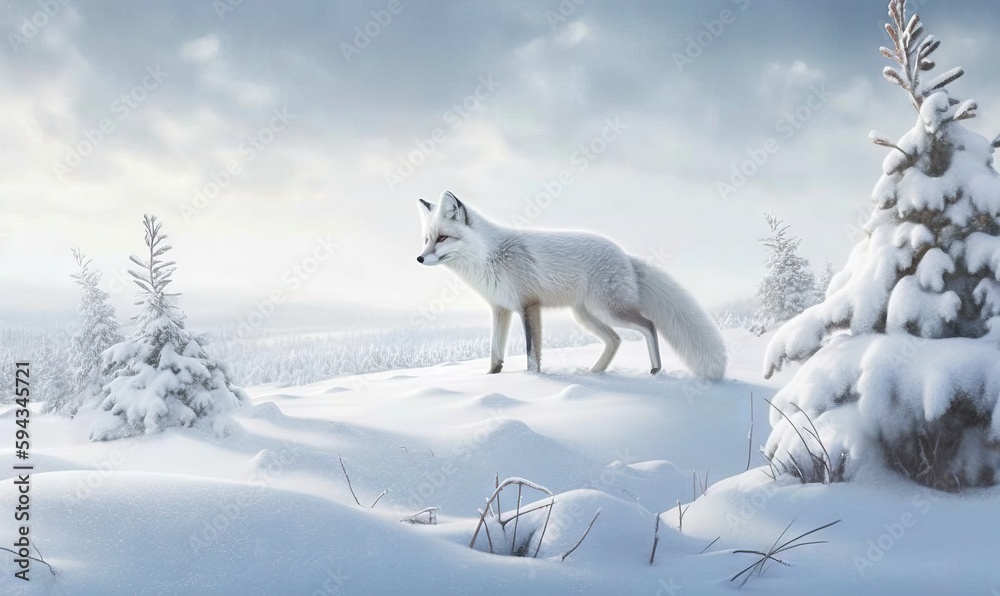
[{"x1": 2, "y1": 330, "x2": 999, "y2": 594}]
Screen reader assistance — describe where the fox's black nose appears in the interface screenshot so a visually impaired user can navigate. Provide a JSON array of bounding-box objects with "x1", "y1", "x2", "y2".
[{"x1": 416, "y1": 256, "x2": 424, "y2": 263}]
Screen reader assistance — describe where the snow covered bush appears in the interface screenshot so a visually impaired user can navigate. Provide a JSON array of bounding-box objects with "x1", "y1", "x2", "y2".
[
  {"x1": 43, "y1": 249, "x2": 124, "y2": 416},
  {"x1": 753, "y1": 214, "x2": 817, "y2": 332},
  {"x1": 92, "y1": 215, "x2": 248, "y2": 441},
  {"x1": 763, "y1": 0, "x2": 1000, "y2": 491}
]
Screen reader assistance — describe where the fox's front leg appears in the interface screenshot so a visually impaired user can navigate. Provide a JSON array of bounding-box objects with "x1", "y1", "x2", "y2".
[
  {"x1": 522, "y1": 303, "x2": 542, "y2": 373},
  {"x1": 488, "y1": 306, "x2": 512, "y2": 374}
]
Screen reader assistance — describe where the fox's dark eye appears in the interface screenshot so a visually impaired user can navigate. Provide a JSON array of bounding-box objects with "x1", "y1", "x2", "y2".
[{"x1": 437, "y1": 235, "x2": 449, "y2": 243}]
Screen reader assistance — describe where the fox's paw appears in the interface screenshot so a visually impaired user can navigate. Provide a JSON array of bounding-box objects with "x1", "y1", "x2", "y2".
[
  {"x1": 487, "y1": 362, "x2": 503, "y2": 374},
  {"x1": 650, "y1": 367, "x2": 661, "y2": 375}
]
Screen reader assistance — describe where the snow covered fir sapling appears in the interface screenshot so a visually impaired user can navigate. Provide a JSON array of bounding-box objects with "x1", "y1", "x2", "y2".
[
  {"x1": 92, "y1": 215, "x2": 248, "y2": 440},
  {"x1": 764, "y1": 0, "x2": 1000, "y2": 491},
  {"x1": 753, "y1": 214, "x2": 818, "y2": 333},
  {"x1": 42, "y1": 249, "x2": 125, "y2": 417}
]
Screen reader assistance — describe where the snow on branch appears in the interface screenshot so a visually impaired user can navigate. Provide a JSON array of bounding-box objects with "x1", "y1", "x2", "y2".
[{"x1": 880, "y1": 0, "x2": 965, "y2": 109}]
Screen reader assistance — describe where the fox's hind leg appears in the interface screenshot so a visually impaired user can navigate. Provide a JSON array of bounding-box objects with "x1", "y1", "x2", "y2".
[
  {"x1": 611, "y1": 307, "x2": 662, "y2": 375},
  {"x1": 521, "y1": 303, "x2": 542, "y2": 373},
  {"x1": 573, "y1": 305, "x2": 621, "y2": 373}
]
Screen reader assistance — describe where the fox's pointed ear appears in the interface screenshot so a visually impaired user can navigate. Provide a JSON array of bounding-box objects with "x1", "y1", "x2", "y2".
[
  {"x1": 440, "y1": 191, "x2": 470, "y2": 226},
  {"x1": 417, "y1": 198, "x2": 435, "y2": 225}
]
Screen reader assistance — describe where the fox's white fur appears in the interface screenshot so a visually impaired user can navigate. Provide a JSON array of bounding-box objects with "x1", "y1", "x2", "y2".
[{"x1": 416, "y1": 191, "x2": 727, "y2": 380}]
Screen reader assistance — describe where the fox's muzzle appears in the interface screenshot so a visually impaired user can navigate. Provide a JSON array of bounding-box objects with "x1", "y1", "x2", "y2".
[{"x1": 417, "y1": 245, "x2": 441, "y2": 265}]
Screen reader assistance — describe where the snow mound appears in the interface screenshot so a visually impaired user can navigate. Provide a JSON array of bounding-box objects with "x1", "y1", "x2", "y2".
[
  {"x1": 462, "y1": 392, "x2": 524, "y2": 408},
  {"x1": 548, "y1": 384, "x2": 594, "y2": 401},
  {"x1": 242, "y1": 401, "x2": 285, "y2": 421}
]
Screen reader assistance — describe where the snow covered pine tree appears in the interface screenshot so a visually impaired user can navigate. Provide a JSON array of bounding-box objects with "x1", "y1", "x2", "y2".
[
  {"x1": 43, "y1": 249, "x2": 125, "y2": 416},
  {"x1": 753, "y1": 214, "x2": 817, "y2": 332},
  {"x1": 762, "y1": 0, "x2": 1000, "y2": 491},
  {"x1": 815, "y1": 261, "x2": 835, "y2": 303},
  {"x1": 92, "y1": 215, "x2": 248, "y2": 440}
]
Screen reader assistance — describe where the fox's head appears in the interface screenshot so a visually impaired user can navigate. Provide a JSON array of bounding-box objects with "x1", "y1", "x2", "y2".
[{"x1": 416, "y1": 191, "x2": 473, "y2": 266}]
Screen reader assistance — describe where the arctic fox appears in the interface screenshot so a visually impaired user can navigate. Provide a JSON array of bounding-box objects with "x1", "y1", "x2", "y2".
[{"x1": 416, "y1": 191, "x2": 727, "y2": 379}]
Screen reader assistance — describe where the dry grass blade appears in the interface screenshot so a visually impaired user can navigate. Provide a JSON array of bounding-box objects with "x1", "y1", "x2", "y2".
[
  {"x1": 766, "y1": 399, "x2": 833, "y2": 481},
  {"x1": 700, "y1": 536, "x2": 720, "y2": 554},
  {"x1": 730, "y1": 519, "x2": 841, "y2": 586},
  {"x1": 790, "y1": 402, "x2": 834, "y2": 480}
]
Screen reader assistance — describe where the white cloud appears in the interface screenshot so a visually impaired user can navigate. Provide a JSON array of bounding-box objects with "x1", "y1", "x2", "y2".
[
  {"x1": 180, "y1": 34, "x2": 274, "y2": 108},
  {"x1": 554, "y1": 20, "x2": 590, "y2": 48},
  {"x1": 180, "y1": 34, "x2": 221, "y2": 62}
]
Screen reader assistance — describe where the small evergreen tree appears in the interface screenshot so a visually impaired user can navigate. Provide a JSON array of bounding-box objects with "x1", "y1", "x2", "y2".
[
  {"x1": 92, "y1": 215, "x2": 248, "y2": 440},
  {"x1": 815, "y1": 261, "x2": 835, "y2": 301},
  {"x1": 43, "y1": 249, "x2": 124, "y2": 416},
  {"x1": 764, "y1": 0, "x2": 1000, "y2": 491},
  {"x1": 753, "y1": 214, "x2": 817, "y2": 330},
  {"x1": 34, "y1": 335, "x2": 73, "y2": 411}
]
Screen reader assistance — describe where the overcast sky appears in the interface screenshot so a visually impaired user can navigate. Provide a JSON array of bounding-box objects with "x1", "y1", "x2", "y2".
[{"x1": 2, "y1": 0, "x2": 999, "y2": 328}]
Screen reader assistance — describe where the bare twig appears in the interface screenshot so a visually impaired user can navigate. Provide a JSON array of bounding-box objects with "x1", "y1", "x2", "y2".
[
  {"x1": 401, "y1": 507, "x2": 439, "y2": 525},
  {"x1": 533, "y1": 497, "x2": 555, "y2": 558},
  {"x1": 338, "y1": 455, "x2": 386, "y2": 508},
  {"x1": 676, "y1": 499, "x2": 689, "y2": 534},
  {"x1": 500, "y1": 500, "x2": 552, "y2": 524},
  {"x1": 0, "y1": 546, "x2": 56, "y2": 576},
  {"x1": 649, "y1": 513, "x2": 662, "y2": 565},
  {"x1": 746, "y1": 392, "x2": 754, "y2": 471},
  {"x1": 481, "y1": 510, "x2": 495, "y2": 553},
  {"x1": 560, "y1": 508, "x2": 602, "y2": 562},
  {"x1": 469, "y1": 477, "x2": 552, "y2": 550},
  {"x1": 339, "y1": 455, "x2": 362, "y2": 507},
  {"x1": 511, "y1": 484, "x2": 523, "y2": 554}
]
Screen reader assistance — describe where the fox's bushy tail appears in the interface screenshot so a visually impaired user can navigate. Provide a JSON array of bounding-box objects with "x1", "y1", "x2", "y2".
[{"x1": 631, "y1": 258, "x2": 727, "y2": 380}]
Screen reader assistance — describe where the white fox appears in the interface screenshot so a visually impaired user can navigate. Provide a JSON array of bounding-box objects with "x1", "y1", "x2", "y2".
[{"x1": 416, "y1": 191, "x2": 727, "y2": 379}]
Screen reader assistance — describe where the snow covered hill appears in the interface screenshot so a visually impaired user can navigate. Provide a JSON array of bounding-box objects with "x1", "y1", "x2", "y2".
[{"x1": 2, "y1": 331, "x2": 999, "y2": 594}]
